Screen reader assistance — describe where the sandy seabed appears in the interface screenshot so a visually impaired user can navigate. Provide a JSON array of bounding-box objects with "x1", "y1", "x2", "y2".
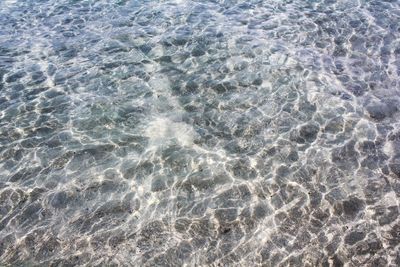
[{"x1": 0, "y1": 0, "x2": 400, "y2": 266}]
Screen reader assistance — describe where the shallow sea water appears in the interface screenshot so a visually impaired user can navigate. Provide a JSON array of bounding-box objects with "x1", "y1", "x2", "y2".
[{"x1": 0, "y1": 0, "x2": 400, "y2": 266}]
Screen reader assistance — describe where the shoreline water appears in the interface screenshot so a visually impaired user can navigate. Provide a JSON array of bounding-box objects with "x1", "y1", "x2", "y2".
[{"x1": 0, "y1": 0, "x2": 399, "y2": 266}]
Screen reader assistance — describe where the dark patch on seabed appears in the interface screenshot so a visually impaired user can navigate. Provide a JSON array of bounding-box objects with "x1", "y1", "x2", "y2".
[{"x1": 0, "y1": 0, "x2": 400, "y2": 266}]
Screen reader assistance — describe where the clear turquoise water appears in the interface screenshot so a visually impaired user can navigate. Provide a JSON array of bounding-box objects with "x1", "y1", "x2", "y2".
[{"x1": 0, "y1": 0, "x2": 400, "y2": 266}]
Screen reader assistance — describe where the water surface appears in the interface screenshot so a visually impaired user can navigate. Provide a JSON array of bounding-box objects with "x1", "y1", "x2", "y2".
[{"x1": 1, "y1": 0, "x2": 400, "y2": 266}]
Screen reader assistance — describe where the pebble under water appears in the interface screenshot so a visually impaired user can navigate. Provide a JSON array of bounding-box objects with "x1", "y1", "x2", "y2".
[{"x1": 1, "y1": 0, "x2": 400, "y2": 266}]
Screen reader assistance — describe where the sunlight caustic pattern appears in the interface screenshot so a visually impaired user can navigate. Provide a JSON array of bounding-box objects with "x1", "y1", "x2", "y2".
[{"x1": 0, "y1": 0, "x2": 400, "y2": 266}]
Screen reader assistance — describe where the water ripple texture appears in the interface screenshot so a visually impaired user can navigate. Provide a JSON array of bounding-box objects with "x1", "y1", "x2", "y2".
[{"x1": 0, "y1": 0, "x2": 400, "y2": 266}]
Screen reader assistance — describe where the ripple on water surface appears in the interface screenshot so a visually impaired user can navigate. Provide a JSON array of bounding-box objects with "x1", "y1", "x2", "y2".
[{"x1": 0, "y1": 0, "x2": 400, "y2": 266}]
